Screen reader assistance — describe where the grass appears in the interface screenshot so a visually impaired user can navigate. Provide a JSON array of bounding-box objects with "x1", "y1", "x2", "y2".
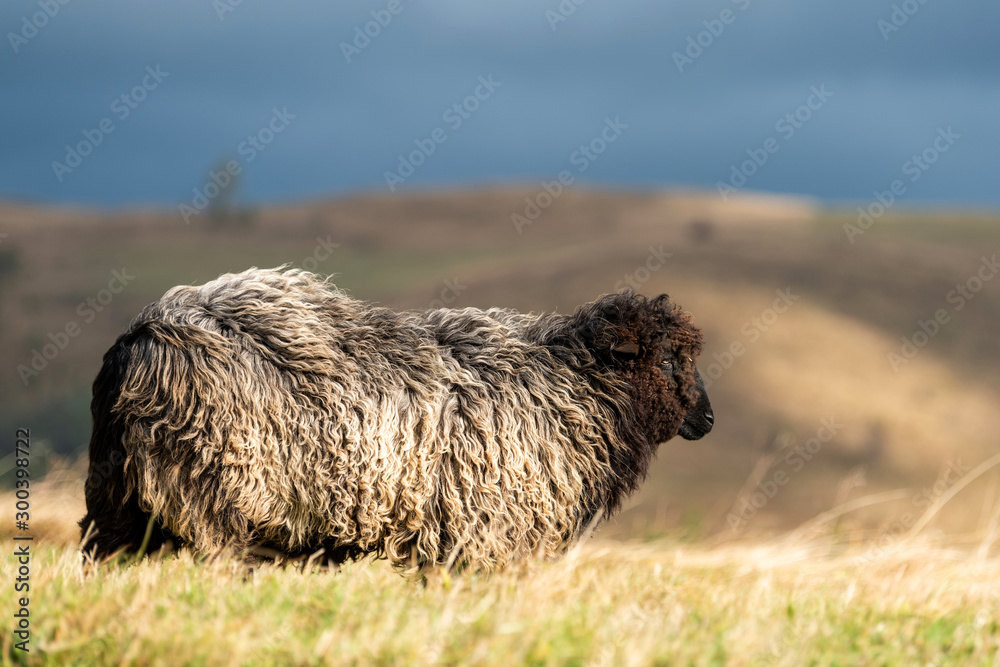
[
  {"x1": 2, "y1": 536, "x2": 998, "y2": 665},
  {"x1": 2, "y1": 466, "x2": 999, "y2": 666}
]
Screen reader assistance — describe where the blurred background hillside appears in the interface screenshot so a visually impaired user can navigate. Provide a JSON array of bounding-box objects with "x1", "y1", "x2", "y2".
[{"x1": 2, "y1": 0, "x2": 998, "y2": 541}]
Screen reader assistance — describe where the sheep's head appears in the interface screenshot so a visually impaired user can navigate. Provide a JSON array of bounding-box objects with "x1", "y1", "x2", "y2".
[{"x1": 571, "y1": 291, "x2": 714, "y2": 444}]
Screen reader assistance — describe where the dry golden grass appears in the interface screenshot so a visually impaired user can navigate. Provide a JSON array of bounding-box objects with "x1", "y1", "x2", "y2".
[{"x1": 2, "y1": 463, "x2": 999, "y2": 666}]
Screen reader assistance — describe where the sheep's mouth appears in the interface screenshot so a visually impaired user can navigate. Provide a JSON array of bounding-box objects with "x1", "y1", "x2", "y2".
[{"x1": 679, "y1": 371, "x2": 714, "y2": 440}]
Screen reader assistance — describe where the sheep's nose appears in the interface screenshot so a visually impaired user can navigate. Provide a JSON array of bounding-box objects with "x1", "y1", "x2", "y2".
[{"x1": 704, "y1": 409, "x2": 714, "y2": 426}]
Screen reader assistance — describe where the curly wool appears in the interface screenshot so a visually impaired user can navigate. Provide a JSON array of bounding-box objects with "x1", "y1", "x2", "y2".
[{"x1": 80, "y1": 268, "x2": 705, "y2": 570}]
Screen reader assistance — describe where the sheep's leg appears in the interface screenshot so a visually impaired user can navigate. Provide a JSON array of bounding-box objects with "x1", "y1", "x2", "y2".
[
  {"x1": 79, "y1": 432, "x2": 182, "y2": 561},
  {"x1": 80, "y1": 333, "x2": 182, "y2": 561},
  {"x1": 79, "y1": 484, "x2": 181, "y2": 561}
]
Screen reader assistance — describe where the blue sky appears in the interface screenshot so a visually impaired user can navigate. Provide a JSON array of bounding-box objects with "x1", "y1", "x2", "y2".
[{"x1": 2, "y1": 0, "x2": 998, "y2": 207}]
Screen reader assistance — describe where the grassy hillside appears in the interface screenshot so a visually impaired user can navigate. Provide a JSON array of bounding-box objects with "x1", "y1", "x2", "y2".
[
  {"x1": 2, "y1": 187, "x2": 999, "y2": 537},
  {"x1": 2, "y1": 190, "x2": 1000, "y2": 664},
  {"x1": 2, "y1": 468, "x2": 999, "y2": 666},
  {"x1": 5, "y1": 540, "x2": 999, "y2": 666}
]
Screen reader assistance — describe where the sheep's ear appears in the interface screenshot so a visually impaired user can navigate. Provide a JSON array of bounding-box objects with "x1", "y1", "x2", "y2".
[{"x1": 610, "y1": 340, "x2": 641, "y2": 360}]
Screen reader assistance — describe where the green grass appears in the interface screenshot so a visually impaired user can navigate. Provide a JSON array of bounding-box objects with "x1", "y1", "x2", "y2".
[{"x1": 2, "y1": 538, "x2": 998, "y2": 666}]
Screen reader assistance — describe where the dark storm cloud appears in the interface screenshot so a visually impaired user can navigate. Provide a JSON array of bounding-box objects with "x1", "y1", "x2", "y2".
[{"x1": 1, "y1": 0, "x2": 997, "y2": 206}]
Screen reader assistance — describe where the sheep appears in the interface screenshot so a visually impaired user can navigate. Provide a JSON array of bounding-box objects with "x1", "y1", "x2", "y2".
[{"x1": 79, "y1": 267, "x2": 713, "y2": 570}]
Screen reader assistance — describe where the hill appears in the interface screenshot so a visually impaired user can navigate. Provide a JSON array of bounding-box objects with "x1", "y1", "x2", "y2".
[{"x1": 2, "y1": 187, "x2": 999, "y2": 537}]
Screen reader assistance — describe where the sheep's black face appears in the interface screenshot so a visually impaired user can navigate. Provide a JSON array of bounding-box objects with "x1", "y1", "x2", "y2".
[
  {"x1": 570, "y1": 290, "x2": 713, "y2": 446},
  {"x1": 674, "y1": 367, "x2": 714, "y2": 441},
  {"x1": 641, "y1": 341, "x2": 713, "y2": 444}
]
